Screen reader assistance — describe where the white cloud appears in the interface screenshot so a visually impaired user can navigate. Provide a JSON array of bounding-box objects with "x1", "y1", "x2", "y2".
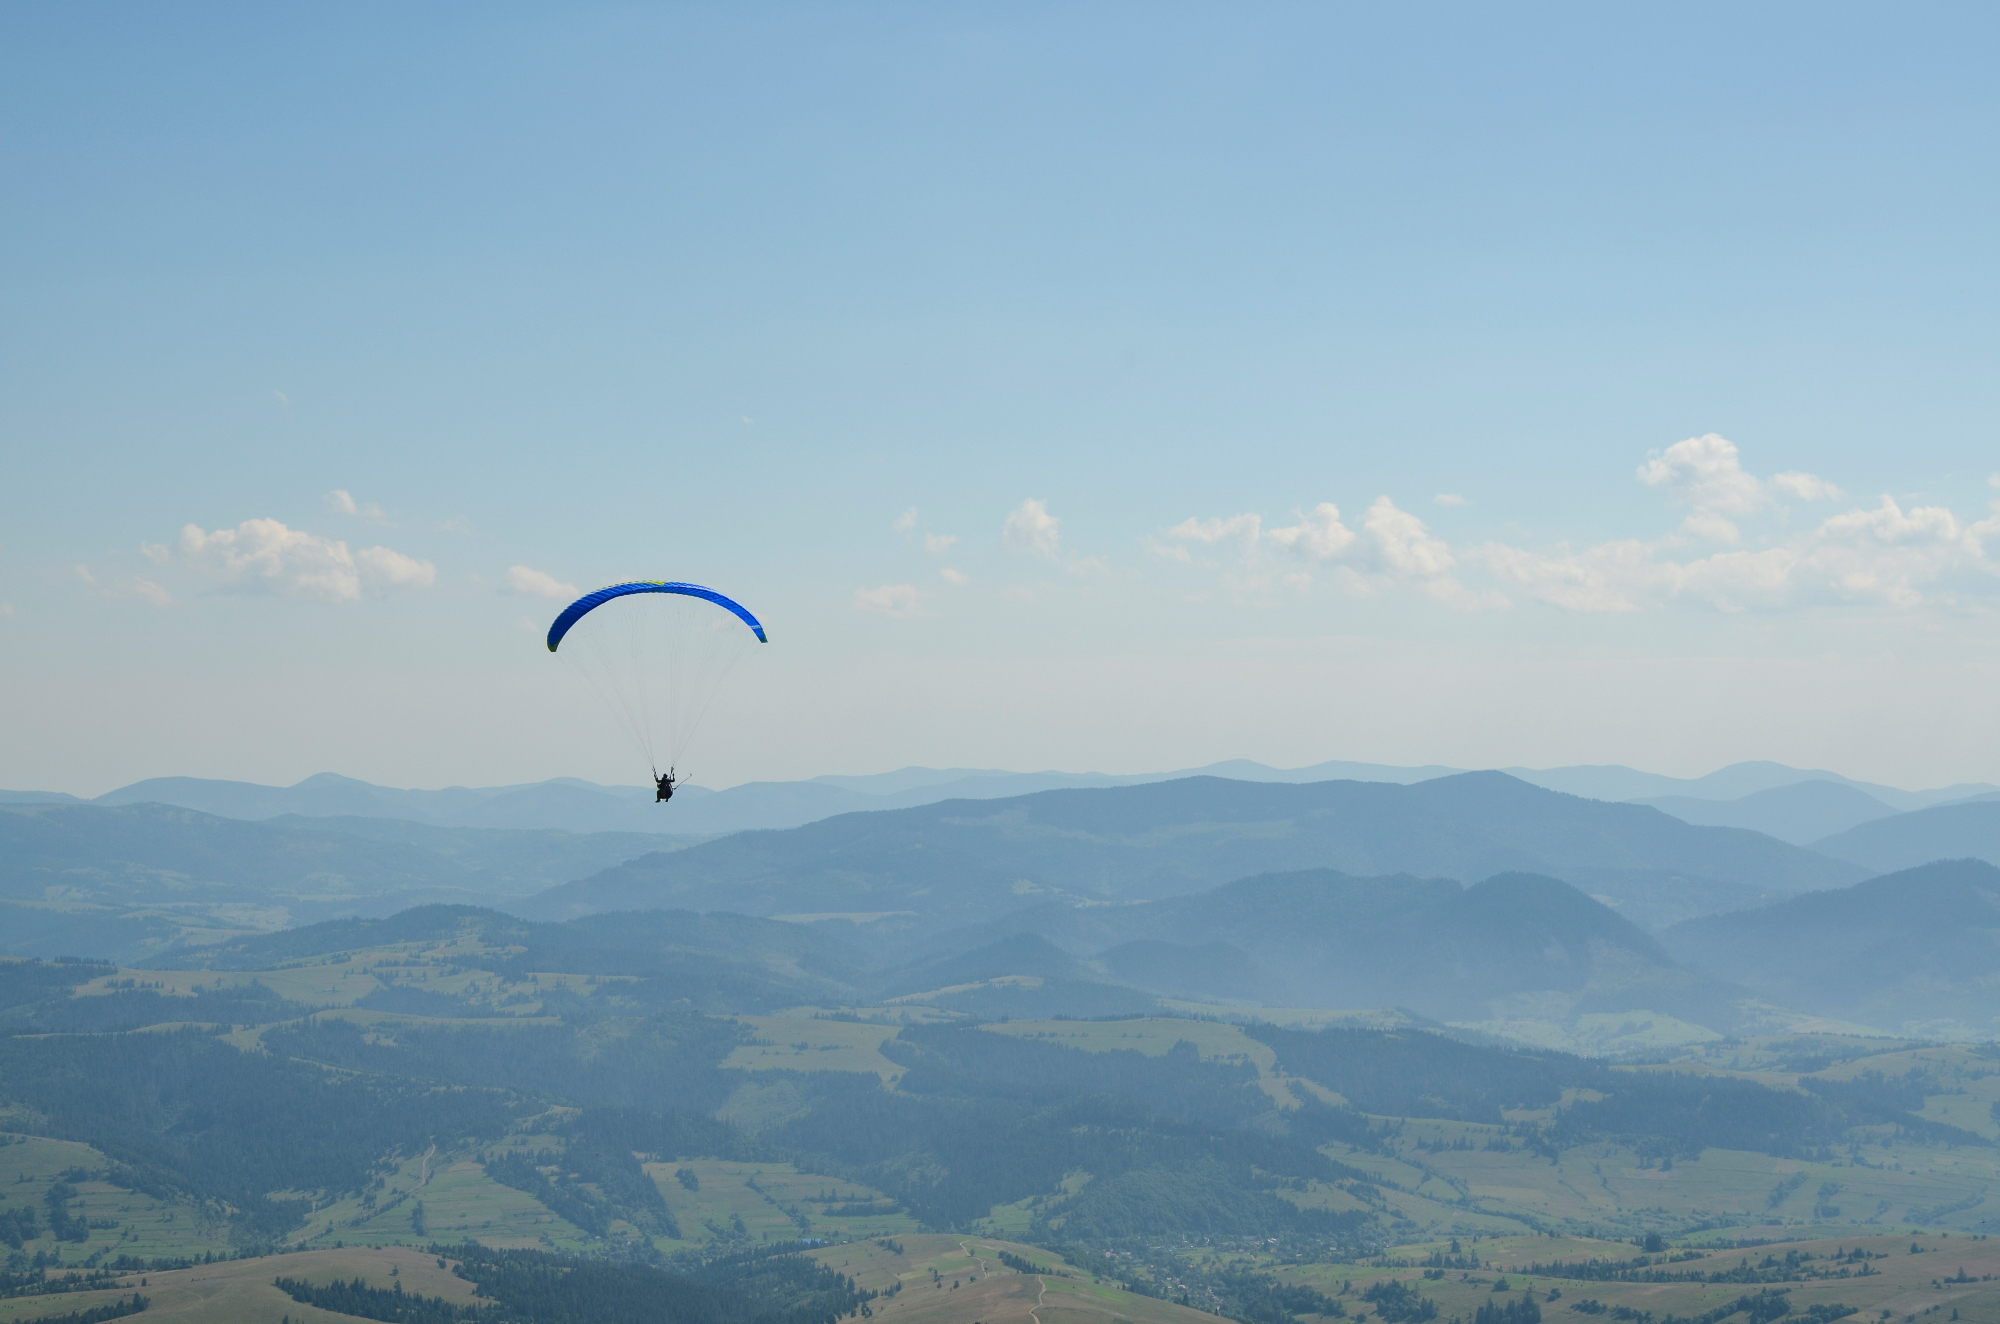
[
  {"x1": 1168, "y1": 513, "x2": 1262, "y2": 549},
  {"x1": 855, "y1": 583, "x2": 925, "y2": 617},
  {"x1": 129, "y1": 578, "x2": 175, "y2": 607},
  {"x1": 1770, "y1": 471, "x2": 1845, "y2": 502},
  {"x1": 1679, "y1": 512, "x2": 1742, "y2": 544},
  {"x1": 139, "y1": 542, "x2": 170, "y2": 565},
  {"x1": 1363, "y1": 498, "x2": 1456, "y2": 577},
  {"x1": 1155, "y1": 439, "x2": 2000, "y2": 616},
  {"x1": 1434, "y1": 493, "x2": 1468, "y2": 507},
  {"x1": 1003, "y1": 498, "x2": 1061, "y2": 558},
  {"x1": 924, "y1": 533, "x2": 958, "y2": 555},
  {"x1": 1485, "y1": 493, "x2": 2000, "y2": 613},
  {"x1": 893, "y1": 507, "x2": 918, "y2": 533},
  {"x1": 175, "y1": 518, "x2": 435, "y2": 602},
  {"x1": 0, "y1": 602, "x2": 13, "y2": 617},
  {"x1": 76, "y1": 562, "x2": 181, "y2": 608},
  {"x1": 1362, "y1": 498, "x2": 1499, "y2": 608},
  {"x1": 325, "y1": 489, "x2": 389, "y2": 524},
  {"x1": 1163, "y1": 497, "x2": 1488, "y2": 606},
  {"x1": 356, "y1": 546, "x2": 437, "y2": 589},
  {"x1": 439, "y1": 516, "x2": 475, "y2": 535},
  {"x1": 1268, "y1": 503, "x2": 1356, "y2": 562},
  {"x1": 502, "y1": 565, "x2": 578, "y2": 599},
  {"x1": 940, "y1": 568, "x2": 969, "y2": 585},
  {"x1": 1476, "y1": 539, "x2": 1652, "y2": 613},
  {"x1": 1638, "y1": 433, "x2": 1768, "y2": 517},
  {"x1": 1638, "y1": 435, "x2": 1854, "y2": 540}
]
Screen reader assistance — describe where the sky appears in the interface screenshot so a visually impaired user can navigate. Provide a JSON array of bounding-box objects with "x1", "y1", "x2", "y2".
[{"x1": 3, "y1": 2, "x2": 1999, "y2": 796}]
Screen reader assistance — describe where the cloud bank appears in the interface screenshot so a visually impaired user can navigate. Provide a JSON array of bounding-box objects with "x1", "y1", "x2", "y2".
[
  {"x1": 1159, "y1": 436, "x2": 2000, "y2": 613},
  {"x1": 171, "y1": 518, "x2": 436, "y2": 602}
]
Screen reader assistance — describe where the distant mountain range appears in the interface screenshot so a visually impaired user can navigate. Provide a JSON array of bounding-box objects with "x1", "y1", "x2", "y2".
[
  {"x1": 522, "y1": 771, "x2": 1864, "y2": 931},
  {"x1": 6, "y1": 758, "x2": 1993, "y2": 839},
  {"x1": 16, "y1": 766, "x2": 2000, "y2": 1048},
  {"x1": 1808, "y1": 801, "x2": 2000, "y2": 875},
  {"x1": 0, "y1": 802, "x2": 698, "y2": 963},
  {"x1": 1, "y1": 770, "x2": 1873, "y2": 967},
  {"x1": 1628, "y1": 779, "x2": 1899, "y2": 845}
]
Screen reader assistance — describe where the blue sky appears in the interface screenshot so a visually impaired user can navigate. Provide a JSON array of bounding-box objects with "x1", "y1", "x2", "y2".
[{"x1": 4, "y1": 2, "x2": 1998, "y2": 795}]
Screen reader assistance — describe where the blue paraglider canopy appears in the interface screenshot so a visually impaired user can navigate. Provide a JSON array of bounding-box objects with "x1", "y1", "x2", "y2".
[{"x1": 546, "y1": 582, "x2": 768, "y2": 653}]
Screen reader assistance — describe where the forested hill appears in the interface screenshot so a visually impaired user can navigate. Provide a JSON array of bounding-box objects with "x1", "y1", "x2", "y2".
[
  {"x1": 924, "y1": 869, "x2": 1747, "y2": 1027},
  {"x1": 1, "y1": 938, "x2": 1992, "y2": 1268},
  {"x1": 0, "y1": 801, "x2": 691, "y2": 963},
  {"x1": 1662, "y1": 858, "x2": 2000, "y2": 1034},
  {"x1": 524, "y1": 771, "x2": 1865, "y2": 929},
  {"x1": 1809, "y1": 800, "x2": 2000, "y2": 874}
]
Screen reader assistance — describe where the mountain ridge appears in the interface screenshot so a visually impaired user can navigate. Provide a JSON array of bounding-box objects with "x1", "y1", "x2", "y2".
[
  {"x1": 521, "y1": 771, "x2": 1866, "y2": 932},
  {"x1": 11, "y1": 758, "x2": 1991, "y2": 837}
]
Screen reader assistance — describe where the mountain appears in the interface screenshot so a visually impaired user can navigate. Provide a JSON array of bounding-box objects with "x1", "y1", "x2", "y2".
[
  {"x1": 0, "y1": 789, "x2": 84, "y2": 805},
  {"x1": 1662, "y1": 858, "x2": 2000, "y2": 1037},
  {"x1": 0, "y1": 803, "x2": 692, "y2": 963},
  {"x1": 1096, "y1": 938, "x2": 1297, "y2": 1005},
  {"x1": 1629, "y1": 779, "x2": 1899, "y2": 845},
  {"x1": 1810, "y1": 801, "x2": 2000, "y2": 874},
  {"x1": 927, "y1": 868, "x2": 1756, "y2": 1034},
  {"x1": 48, "y1": 759, "x2": 1471, "y2": 837},
  {"x1": 1510, "y1": 760, "x2": 1997, "y2": 811},
  {"x1": 27, "y1": 758, "x2": 1990, "y2": 837},
  {"x1": 522, "y1": 771, "x2": 1865, "y2": 931},
  {"x1": 92, "y1": 772, "x2": 675, "y2": 833}
]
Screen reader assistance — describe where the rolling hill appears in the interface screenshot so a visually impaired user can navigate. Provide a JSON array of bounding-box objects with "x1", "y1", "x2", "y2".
[
  {"x1": 1810, "y1": 800, "x2": 2000, "y2": 873},
  {"x1": 522, "y1": 771, "x2": 1866, "y2": 930},
  {"x1": 1662, "y1": 858, "x2": 2000, "y2": 1036},
  {"x1": 1630, "y1": 779, "x2": 1899, "y2": 845},
  {"x1": 925, "y1": 868, "x2": 1758, "y2": 1034},
  {"x1": 17, "y1": 757, "x2": 1991, "y2": 837},
  {"x1": 0, "y1": 802, "x2": 691, "y2": 962}
]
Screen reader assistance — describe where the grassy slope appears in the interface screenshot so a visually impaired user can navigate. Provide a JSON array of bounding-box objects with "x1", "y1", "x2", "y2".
[
  {"x1": 824, "y1": 1235, "x2": 1228, "y2": 1324},
  {"x1": 0, "y1": 1236, "x2": 1226, "y2": 1324},
  {"x1": 1276, "y1": 1232, "x2": 2000, "y2": 1324},
  {"x1": 976, "y1": 1018, "x2": 2000, "y2": 1239},
  {"x1": 0, "y1": 1133, "x2": 224, "y2": 1265},
  {"x1": 0, "y1": 1244, "x2": 479, "y2": 1324}
]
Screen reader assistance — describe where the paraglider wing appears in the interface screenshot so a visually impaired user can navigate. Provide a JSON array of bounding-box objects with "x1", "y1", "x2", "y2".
[
  {"x1": 545, "y1": 581, "x2": 767, "y2": 783},
  {"x1": 547, "y1": 581, "x2": 768, "y2": 652}
]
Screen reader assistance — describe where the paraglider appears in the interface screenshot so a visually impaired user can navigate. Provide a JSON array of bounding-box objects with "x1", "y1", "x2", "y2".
[{"x1": 546, "y1": 581, "x2": 766, "y2": 804}]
